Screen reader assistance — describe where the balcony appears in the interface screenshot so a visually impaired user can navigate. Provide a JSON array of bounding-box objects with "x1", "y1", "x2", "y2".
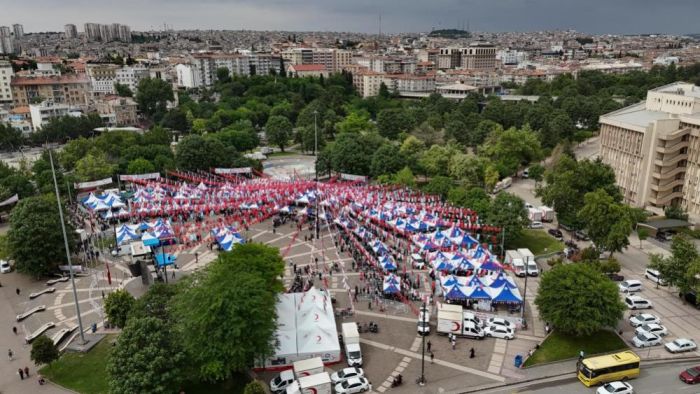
[
  {"x1": 656, "y1": 139, "x2": 689, "y2": 154},
  {"x1": 653, "y1": 165, "x2": 687, "y2": 180},
  {"x1": 654, "y1": 152, "x2": 688, "y2": 168},
  {"x1": 649, "y1": 190, "x2": 684, "y2": 206},
  {"x1": 650, "y1": 178, "x2": 685, "y2": 192}
]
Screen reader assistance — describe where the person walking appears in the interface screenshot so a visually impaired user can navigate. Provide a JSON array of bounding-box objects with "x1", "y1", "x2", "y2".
[
  {"x1": 469, "y1": 347, "x2": 475, "y2": 359},
  {"x1": 12, "y1": 326, "x2": 17, "y2": 335},
  {"x1": 18, "y1": 368, "x2": 24, "y2": 380},
  {"x1": 430, "y1": 352, "x2": 435, "y2": 364},
  {"x1": 15, "y1": 288, "x2": 20, "y2": 296},
  {"x1": 451, "y1": 338, "x2": 456, "y2": 350},
  {"x1": 24, "y1": 366, "x2": 29, "y2": 378},
  {"x1": 427, "y1": 340, "x2": 432, "y2": 352},
  {"x1": 8, "y1": 349, "x2": 13, "y2": 361}
]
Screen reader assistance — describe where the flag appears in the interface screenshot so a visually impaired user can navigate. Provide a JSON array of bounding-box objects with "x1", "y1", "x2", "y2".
[{"x1": 106, "y1": 263, "x2": 112, "y2": 285}]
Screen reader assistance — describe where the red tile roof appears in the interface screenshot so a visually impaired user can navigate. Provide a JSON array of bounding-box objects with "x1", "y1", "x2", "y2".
[{"x1": 11, "y1": 75, "x2": 90, "y2": 86}]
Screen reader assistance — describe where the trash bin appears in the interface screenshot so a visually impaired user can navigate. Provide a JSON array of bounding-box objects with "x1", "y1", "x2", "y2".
[
  {"x1": 91, "y1": 323, "x2": 97, "y2": 333},
  {"x1": 514, "y1": 355, "x2": 523, "y2": 368}
]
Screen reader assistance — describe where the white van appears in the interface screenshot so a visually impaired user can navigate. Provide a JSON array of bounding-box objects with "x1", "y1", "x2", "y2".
[
  {"x1": 462, "y1": 321, "x2": 485, "y2": 339},
  {"x1": 512, "y1": 259, "x2": 526, "y2": 277},
  {"x1": 463, "y1": 312, "x2": 484, "y2": 328},
  {"x1": 619, "y1": 279, "x2": 642, "y2": 293},
  {"x1": 411, "y1": 254, "x2": 426, "y2": 270},
  {"x1": 625, "y1": 295, "x2": 653, "y2": 310},
  {"x1": 644, "y1": 268, "x2": 667, "y2": 286},
  {"x1": 270, "y1": 370, "x2": 296, "y2": 393}
]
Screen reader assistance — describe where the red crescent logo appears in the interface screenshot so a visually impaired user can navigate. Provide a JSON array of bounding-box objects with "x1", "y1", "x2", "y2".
[
  {"x1": 309, "y1": 388, "x2": 318, "y2": 394},
  {"x1": 301, "y1": 371, "x2": 310, "y2": 376},
  {"x1": 317, "y1": 335, "x2": 322, "y2": 343},
  {"x1": 452, "y1": 322, "x2": 460, "y2": 332},
  {"x1": 315, "y1": 313, "x2": 319, "y2": 321}
]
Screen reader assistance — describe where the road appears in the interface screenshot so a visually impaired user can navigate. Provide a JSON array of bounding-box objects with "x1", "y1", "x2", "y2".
[{"x1": 480, "y1": 361, "x2": 700, "y2": 393}]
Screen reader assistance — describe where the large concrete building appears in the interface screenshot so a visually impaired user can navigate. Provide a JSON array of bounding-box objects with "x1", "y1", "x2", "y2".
[
  {"x1": 436, "y1": 43, "x2": 497, "y2": 71},
  {"x1": 11, "y1": 74, "x2": 90, "y2": 107},
  {"x1": 0, "y1": 27, "x2": 14, "y2": 54},
  {"x1": 599, "y1": 82, "x2": 700, "y2": 221},
  {"x1": 64, "y1": 24, "x2": 78, "y2": 39},
  {"x1": 0, "y1": 60, "x2": 13, "y2": 104}
]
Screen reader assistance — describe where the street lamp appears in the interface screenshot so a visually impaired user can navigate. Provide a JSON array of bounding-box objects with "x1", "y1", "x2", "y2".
[
  {"x1": 314, "y1": 110, "x2": 319, "y2": 239},
  {"x1": 49, "y1": 149, "x2": 87, "y2": 345},
  {"x1": 521, "y1": 255, "x2": 529, "y2": 326},
  {"x1": 419, "y1": 301, "x2": 427, "y2": 386}
]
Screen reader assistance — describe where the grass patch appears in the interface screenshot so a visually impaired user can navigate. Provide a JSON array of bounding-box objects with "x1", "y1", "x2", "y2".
[
  {"x1": 523, "y1": 330, "x2": 628, "y2": 367},
  {"x1": 39, "y1": 335, "x2": 250, "y2": 394},
  {"x1": 509, "y1": 228, "x2": 565, "y2": 255},
  {"x1": 40, "y1": 335, "x2": 114, "y2": 394}
]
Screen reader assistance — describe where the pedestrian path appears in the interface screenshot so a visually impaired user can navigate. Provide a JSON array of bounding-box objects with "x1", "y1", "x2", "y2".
[
  {"x1": 376, "y1": 356, "x2": 411, "y2": 393},
  {"x1": 487, "y1": 339, "x2": 507, "y2": 374}
]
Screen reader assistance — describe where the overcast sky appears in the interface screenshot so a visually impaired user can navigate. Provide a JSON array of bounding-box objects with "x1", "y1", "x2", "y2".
[{"x1": 2, "y1": 0, "x2": 699, "y2": 35}]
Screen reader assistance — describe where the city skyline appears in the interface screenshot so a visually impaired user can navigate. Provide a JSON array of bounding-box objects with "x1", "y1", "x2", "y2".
[{"x1": 1, "y1": 0, "x2": 700, "y2": 35}]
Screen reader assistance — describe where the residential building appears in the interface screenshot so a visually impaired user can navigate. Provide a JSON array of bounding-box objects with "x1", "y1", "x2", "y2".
[
  {"x1": 599, "y1": 82, "x2": 700, "y2": 221},
  {"x1": 287, "y1": 64, "x2": 328, "y2": 78},
  {"x1": 352, "y1": 68, "x2": 384, "y2": 98},
  {"x1": 461, "y1": 42, "x2": 497, "y2": 70},
  {"x1": 84, "y1": 23, "x2": 101, "y2": 41},
  {"x1": 12, "y1": 24, "x2": 24, "y2": 38},
  {"x1": 192, "y1": 53, "x2": 250, "y2": 86},
  {"x1": 281, "y1": 48, "x2": 350, "y2": 72},
  {"x1": 175, "y1": 63, "x2": 202, "y2": 89},
  {"x1": 11, "y1": 74, "x2": 90, "y2": 107},
  {"x1": 64, "y1": 24, "x2": 78, "y2": 39},
  {"x1": 115, "y1": 67, "x2": 149, "y2": 93},
  {"x1": 0, "y1": 27, "x2": 14, "y2": 54},
  {"x1": 29, "y1": 101, "x2": 82, "y2": 130},
  {"x1": 0, "y1": 60, "x2": 13, "y2": 104},
  {"x1": 383, "y1": 74, "x2": 435, "y2": 94},
  {"x1": 86, "y1": 64, "x2": 120, "y2": 95},
  {"x1": 83, "y1": 23, "x2": 131, "y2": 42},
  {"x1": 95, "y1": 96, "x2": 138, "y2": 127}
]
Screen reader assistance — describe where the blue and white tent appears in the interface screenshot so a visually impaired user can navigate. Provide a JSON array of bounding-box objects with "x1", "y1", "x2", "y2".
[
  {"x1": 383, "y1": 274, "x2": 401, "y2": 294},
  {"x1": 490, "y1": 285, "x2": 523, "y2": 303}
]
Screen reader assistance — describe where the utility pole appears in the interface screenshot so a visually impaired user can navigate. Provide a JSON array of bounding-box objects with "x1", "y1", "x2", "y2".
[
  {"x1": 49, "y1": 149, "x2": 87, "y2": 344},
  {"x1": 314, "y1": 110, "x2": 319, "y2": 239},
  {"x1": 419, "y1": 301, "x2": 426, "y2": 386},
  {"x1": 521, "y1": 255, "x2": 529, "y2": 324}
]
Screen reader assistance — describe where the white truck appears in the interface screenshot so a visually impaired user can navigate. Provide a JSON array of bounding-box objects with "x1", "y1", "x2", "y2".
[
  {"x1": 341, "y1": 322, "x2": 363, "y2": 367},
  {"x1": 527, "y1": 207, "x2": 542, "y2": 222},
  {"x1": 286, "y1": 372, "x2": 331, "y2": 394},
  {"x1": 539, "y1": 206, "x2": 555, "y2": 222},
  {"x1": 293, "y1": 357, "x2": 324, "y2": 378},
  {"x1": 517, "y1": 248, "x2": 538, "y2": 277},
  {"x1": 493, "y1": 177, "x2": 513, "y2": 193},
  {"x1": 436, "y1": 303, "x2": 484, "y2": 339},
  {"x1": 505, "y1": 250, "x2": 526, "y2": 277},
  {"x1": 270, "y1": 370, "x2": 296, "y2": 393}
]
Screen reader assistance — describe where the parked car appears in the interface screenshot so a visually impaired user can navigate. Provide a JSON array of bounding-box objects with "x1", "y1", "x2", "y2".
[
  {"x1": 656, "y1": 231, "x2": 674, "y2": 242},
  {"x1": 665, "y1": 338, "x2": 697, "y2": 353},
  {"x1": 596, "y1": 381, "x2": 634, "y2": 394},
  {"x1": 629, "y1": 313, "x2": 660, "y2": 327},
  {"x1": 559, "y1": 223, "x2": 575, "y2": 232},
  {"x1": 625, "y1": 295, "x2": 653, "y2": 310},
  {"x1": 334, "y1": 376, "x2": 372, "y2": 394},
  {"x1": 547, "y1": 228, "x2": 563, "y2": 240},
  {"x1": 635, "y1": 323, "x2": 668, "y2": 337},
  {"x1": 573, "y1": 230, "x2": 590, "y2": 241},
  {"x1": 528, "y1": 221, "x2": 543, "y2": 229},
  {"x1": 679, "y1": 366, "x2": 700, "y2": 384},
  {"x1": 484, "y1": 324, "x2": 515, "y2": 340},
  {"x1": 486, "y1": 317, "x2": 516, "y2": 331},
  {"x1": 619, "y1": 279, "x2": 642, "y2": 293},
  {"x1": 632, "y1": 331, "x2": 662, "y2": 348},
  {"x1": 0, "y1": 260, "x2": 11, "y2": 274},
  {"x1": 644, "y1": 268, "x2": 667, "y2": 286},
  {"x1": 680, "y1": 290, "x2": 700, "y2": 308},
  {"x1": 606, "y1": 273, "x2": 625, "y2": 282},
  {"x1": 331, "y1": 368, "x2": 365, "y2": 385}
]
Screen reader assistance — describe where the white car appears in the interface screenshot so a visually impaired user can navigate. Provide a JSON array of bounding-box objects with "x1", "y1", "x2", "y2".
[
  {"x1": 486, "y1": 317, "x2": 516, "y2": 331},
  {"x1": 632, "y1": 331, "x2": 662, "y2": 348},
  {"x1": 596, "y1": 381, "x2": 634, "y2": 394},
  {"x1": 665, "y1": 338, "x2": 697, "y2": 353},
  {"x1": 635, "y1": 323, "x2": 668, "y2": 337},
  {"x1": 484, "y1": 324, "x2": 515, "y2": 340},
  {"x1": 0, "y1": 260, "x2": 11, "y2": 274},
  {"x1": 529, "y1": 221, "x2": 543, "y2": 229},
  {"x1": 331, "y1": 367, "x2": 365, "y2": 385},
  {"x1": 629, "y1": 313, "x2": 660, "y2": 328},
  {"x1": 334, "y1": 376, "x2": 372, "y2": 394}
]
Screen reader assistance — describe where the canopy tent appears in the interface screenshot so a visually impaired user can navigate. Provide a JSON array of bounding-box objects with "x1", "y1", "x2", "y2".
[
  {"x1": 491, "y1": 285, "x2": 523, "y2": 303},
  {"x1": 466, "y1": 285, "x2": 492, "y2": 300},
  {"x1": 490, "y1": 272, "x2": 518, "y2": 289},
  {"x1": 444, "y1": 284, "x2": 468, "y2": 300},
  {"x1": 383, "y1": 274, "x2": 401, "y2": 294}
]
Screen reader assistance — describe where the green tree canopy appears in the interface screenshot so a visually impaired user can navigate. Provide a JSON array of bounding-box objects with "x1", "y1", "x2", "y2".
[
  {"x1": 649, "y1": 235, "x2": 700, "y2": 294},
  {"x1": 535, "y1": 263, "x2": 625, "y2": 336},
  {"x1": 107, "y1": 316, "x2": 185, "y2": 394},
  {"x1": 377, "y1": 108, "x2": 415, "y2": 140},
  {"x1": 175, "y1": 135, "x2": 240, "y2": 171},
  {"x1": 30, "y1": 335, "x2": 59, "y2": 365},
  {"x1": 8, "y1": 195, "x2": 75, "y2": 277},
  {"x1": 265, "y1": 115, "x2": 293, "y2": 152},
  {"x1": 104, "y1": 289, "x2": 137, "y2": 328},
  {"x1": 578, "y1": 189, "x2": 636, "y2": 256},
  {"x1": 486, "y1": 192, "x2": 528, "y2": 245},
  {"x1": 423, "y1": 176, "x2": 452, "y2": 200},
  {"x1": 480, "y1": 125, "x2": 543, "y2": 177},
  {"x1": 126, "y1": 158, "x2": 156, "y2": 175},
  {"x1": 75, "y1": 150, "x2": 115, "y2": 181},
  {"x1": 136, "y1": 78, "x2": 174, "y2": 119},
  {"x1": 370, "y1": 144, "x2": 405, "y2": 178}
]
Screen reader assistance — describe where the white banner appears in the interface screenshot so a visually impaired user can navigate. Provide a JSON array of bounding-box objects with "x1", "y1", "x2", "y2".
[
  {"x1": 119, "y1": 173, "x2": 161, "y2": 181},
  {"x1": 214, "y1": 167, "x2": 252, "y2": 174},
  {"x1": 340, "y1": 173, "x2": 368, "y2": 182},
  {"x1": 74, "y1": 177, "x2": 113, "y2": 190}
]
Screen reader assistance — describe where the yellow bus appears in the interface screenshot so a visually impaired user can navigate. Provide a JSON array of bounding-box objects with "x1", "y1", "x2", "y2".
[{"x1": 577, "y1": 350, "x2": 640, "y2": 387}]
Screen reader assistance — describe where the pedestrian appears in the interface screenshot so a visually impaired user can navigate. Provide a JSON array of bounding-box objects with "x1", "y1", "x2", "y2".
[
  {"x1": 8, "y1": 349, "x2": 13, "y2": 361},
  {"x1": 18, "y1": 368, "x2": 24, "y2": 380},
  {"x1": 24, "y1": 366, "x2": 29, "y2": 377},
  {"x1": 545, "y1": 323, "x2": 550, "y2": 334},
  {"x1": 430, "y1": 352, "x2": 434, "y2": 364},
  {"x1": 16, "y1": 288, "x2": 20, "y2": 296},
  {"x1": 101, "y1": 290, "x2": 105, "y2": 299},
  {"x1": 12, "y1": 326, "x2": 17, "y2": 335},
  {"x1": 172, "y1": 270, "x2": 176, "y2": 279},
  {"x1": 579, "y1": 350, "x2": 585, "y2": 360},
  {"x1": 368, "y1": 301, "x2": 372, "y2": 310},
  {"x1": 451, "y1": 339, "x2": 456, "y2": 350},
  {"x1": 427, "y1": 340, "x2": 432, "y2": 352},
  {"x1": 469, "y1": 347, "x2": 475, "y2": 359}
]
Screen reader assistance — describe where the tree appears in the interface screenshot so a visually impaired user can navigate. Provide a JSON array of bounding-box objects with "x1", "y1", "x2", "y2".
[
  {"x1": 578, "y1": 189, "x2": 636, "y2": 257},
  {"x1": 265, "y1": 115, "x2": 292, "y2": 152},
  {"x1": 216, "y1": 67, "x2": 231, "y2": 83},
  {"x1": 419, "y1": 145, "x2": 457, "y2": 177},
  {"x1": 175, "y1": 135, "x2": 238, "y2": 171},
  {"x1": 527, "y1": 163, "x2": 545, "y2": 185},
  {"x1": 480, "y1": 125, "x2": 543, "y2": 177},
  {"x1": 335, "y1": 111, "x2": 375, "y2": 135},
  {"x1": 448, "y1": 187, "x2": 491, "y2": 215},
  {"x1": 399, "y1": 136, "x2": 426, "y2": 173},
  {"x1": 411, "y1": 121, "x2": 443, "y2": 147},
  {"x1": 243, "y1": 381, "x2": 267, "y2": 394},
  {"x1": 484, "y1": 165, "x2": 500, "y2": 193},
  {"x1": 108, "y1": 317, "x2": 185, "y2": 394},
  {"x1": 173, "y1": 243, "x2": 284, "y2": 381},
  {"x1": 649, "y1": 235, "x2": 699, "y2": 294},
  {"x1": 377, "y1": 108, "x2": 415, "y2": 140},
  {"x1": 370, "y1": 144, "x2": 405, "y2": 178},
  {"x1": 8, "y1": 195, "x2": 75, "y2": 277},
  {"x1": 30, "y1": 335, "x2": 59, "y2": 365},
  {"x1": 448, "y1": 153, "x2": 486, "y2": 187},
  {"x1": 131, "y1": 283, "x2": 178, "y2": 322},
  {"x1": 535, "y1": 263, "x2": 625, "y2": 336},
  {"x1": 135, "y1": 78, "x2": 174, "y2": 119},
  {"x1": 423, "y1": 176, "x2": 452, "y2": 200},
  {"x1": 75, "y1": 150, "x2": 115, "y2": 181},
  {"x1": 104, "y1": 289, "x2": 136, "y2": 328},
  {"x1": 0, "y1": 123, "x2": 25, "y2": 152},
  {"x1": 393, "y1": 167, "x2": 416, "y2": 188},
  {"x1": 637, "y1": 227, "x2": 649, "y2": 249},
  {"x1": 126, "y1": 158, "x2": 156, "y2": 175},
  {"x1": 486, "y1": 193, "x2": 528, "y2": 245},
  {"x1": 0, "y1": 174, "x2": 35, "y2": 199},
  {"x1": 327, "y1": 133, "x2": 380, "y2": 176},
  {"x1": 114, "y1": 83, "x2": 133, "y2": 97},
  {"x1": 664, "y1": 204, "x2": 689, "y2": 220}
]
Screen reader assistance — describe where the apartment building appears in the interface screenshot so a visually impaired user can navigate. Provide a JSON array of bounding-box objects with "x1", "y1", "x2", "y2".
[
  {"x1": 0, "y1": 60, "x2": 13, "y2": 104},
  {"x1": 95, "y1": 96, "x2": 138, "y2": 127},
  {"x1": 281, "y1": 48, "x2": 351, "y2": 73},
  {"x1": 599, "y1": 82, "x2": 700, "y2": 221},
  {"x1": 0, "y1": 27, "x2": 14, "y2": 54},
  {"x1": 11, "y1": 74, "x2": 90, "y2": 107},
  {"x1": 64, "y1": 24, "x2": 78, "y2": 39},
  {"x1": 175, "y1": 63, "x2": 202, "y2": 89},
  {"x1": 115, "y1": 67, "x2": 150, "y2": 93},
  {"x1": 461, "y1": 42, "x2": 497, "y2": 70},
  {"x1": 29, "y1": 101, "x2": 82, "y2": 130},
  {"x1": 86, "y1": 64, "x2": 120, "y2": 95}
]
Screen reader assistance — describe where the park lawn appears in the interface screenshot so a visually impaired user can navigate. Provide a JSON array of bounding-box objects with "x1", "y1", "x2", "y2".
[
  {"x1": 509, "y1": 229, "x2": 564, "y2": 256},
  {"x1": 523, "y1": 330, "x2": 628, "y2": 367},
  {"x1": 40, "y1": 335, "x2": 114, "y2": 394},
  {"x1": 39, "y1": 334, "x2": 249, "y2": 394}
]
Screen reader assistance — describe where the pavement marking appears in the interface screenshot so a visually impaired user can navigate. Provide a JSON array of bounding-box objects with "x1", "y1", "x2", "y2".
[
  {"x1": 410, "y1": 336, "x2": 422, "y2": 352},
  {"x1": 47, "y1": 296, "x2": 102, "y2": 311},
  {"x1": 354, "y1": 309, "x2": 416, "y2": 323},
  {"x1": 361, "y1": 338, "x2": 505, "y2": 382}
]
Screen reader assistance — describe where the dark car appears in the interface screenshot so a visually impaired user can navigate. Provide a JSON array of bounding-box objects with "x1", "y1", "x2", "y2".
[
  {"x1": 548, "y1": 229, "x2": 563, "y2": 240},
  {"x1": 656, "y1": 231, "x2": 674, "y2": 242},
  {"x1": 574, "y1": 230, "x2": 589, "y2": 241},
  {"x1": 680, "y1": 291, "x2": 700, "y2": 309},
  {"x1": 559, "y1": 223, "x2": 575, "y2": 232},
  {"x1": 606, "y1": 273, "x2": 625, "y2": 282},
  {"x1": 680, "y1": 366, "x2": 700, "y2": 384}
]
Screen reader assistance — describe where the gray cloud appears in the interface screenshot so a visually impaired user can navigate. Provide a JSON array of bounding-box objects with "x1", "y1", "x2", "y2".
[{"x1": 1, "y1": 0, "x2": 698, "y2": 34}]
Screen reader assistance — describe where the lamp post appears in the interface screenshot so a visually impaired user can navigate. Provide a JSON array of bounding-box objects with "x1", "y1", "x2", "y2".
[
  {"x1": 314, "y1": 110, "x2": 319, "y2": 239},
  {"x1": 49, "y1": 149, "x2": 87, "y2": 345},
  {"x1": 521, "y1": 255, "x2": 529, "y2": 324},
  {"x1": 419, "y1": 301, "x2": 427, "y2": 386}
]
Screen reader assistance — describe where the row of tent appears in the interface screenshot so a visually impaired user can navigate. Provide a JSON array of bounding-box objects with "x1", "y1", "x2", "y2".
[
  {"x1": 115, "y1": 219, "x2": 175, "y2": 246},
  {"x1": 440, "y1": 272, "x2": 523, "y2": 303},
  {"x1": 211, "y1": 226, "x2": 245, "y2": 251}
]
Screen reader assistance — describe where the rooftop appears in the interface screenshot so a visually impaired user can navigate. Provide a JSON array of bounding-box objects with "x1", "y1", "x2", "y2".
[
  {"x1": 289, "y1": 64, "x2": 326, "y2": 71},
  {"x1": 11, "y1": 75, "x2": 90, "y2": 86},
  {"x1": 601, "y1": 102, "x2": 671, "y2": 129}
]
